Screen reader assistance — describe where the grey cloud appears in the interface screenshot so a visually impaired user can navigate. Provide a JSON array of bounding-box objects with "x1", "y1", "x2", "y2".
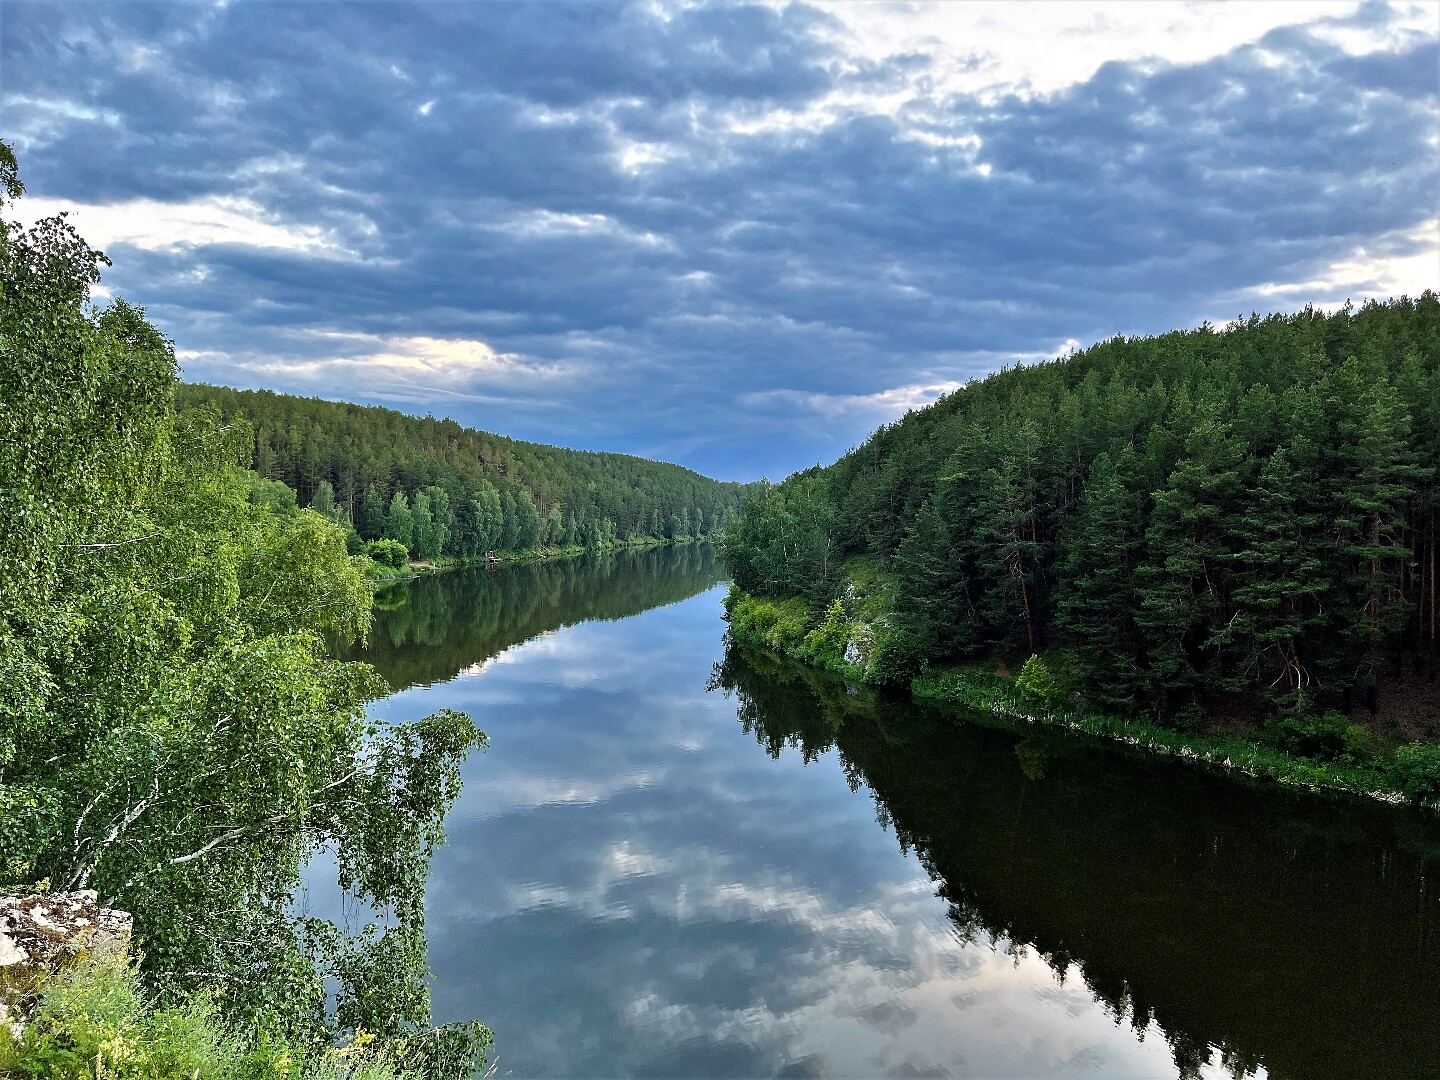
[{"x1": 4, "y1": 1, "x2": 1434, "y2": 479}]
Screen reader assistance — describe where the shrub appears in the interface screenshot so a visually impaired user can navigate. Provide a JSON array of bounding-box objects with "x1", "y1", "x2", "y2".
[
  {"x1": 1341, "y1": 723, "x2": 1374, "y2": 762},
  {"x1": 0, "y1": 949, "x2": 443, "y2": 1080},
  {"x1": 1392, "y1": 742, "x2": 1440, "y2": 803},
  {"x1": 1015, "y1": 655, "x2": 1060, "y2": 712},
  {"x1": 365, "y1": 538, "x2": 409, "y2": 569},
  {"x1": 799, "y1": 601, "x2": 851, "y2": 669},
  {"x1": 1266, "y1": 711, "x2": 1350, "y2": 762},
  {"x1": 865, "y1": 623, "x2": 927, "y2": 686}
]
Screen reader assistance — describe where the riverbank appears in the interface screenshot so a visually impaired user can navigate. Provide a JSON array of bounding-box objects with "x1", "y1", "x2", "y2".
[
  {"x1": 365, "y1": 535, "x2": 714, "y2": 587},
  {"x1": 0, "y1": 894, "x2": 415, "y2": 1079},
  {"x1": 722, "y1": 565, "x2": 1440, "y2": 812}
]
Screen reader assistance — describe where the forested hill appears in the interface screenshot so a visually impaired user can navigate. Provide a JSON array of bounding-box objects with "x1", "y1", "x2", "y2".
[
  {"x1": 724, "y1": 295, "x2": 1440, "y2": 729},
  {"x1": 178, "y1": 384, "x2": 747, "y2": 553}
]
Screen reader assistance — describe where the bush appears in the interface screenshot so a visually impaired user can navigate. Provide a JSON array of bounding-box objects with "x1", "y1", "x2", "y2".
[
  {"x1": 865, "y1": 623, "x2": 927, "y2": 686},
  {"x1": 1015, "y1": 655, "x2": 1060, "y2": 712},
  {"x1": 365, "y1": 538, "x2": 409, "y2": 569},
  {"x1": 1266, "y1": 711, "x2": 1351, "y2": 762},
  {"x1": 1341, "y1": 723, "x2": 1373, "y2": 761},
  {"x1": 1392, "y1": 742, "x2": 1440, "y2": 803},
  {"x1": 798, "y1": 600, "x2": 851, "y2": 669},
  {"x1": 0, "y1": 948, "x2": 489, "y2": 1079}
]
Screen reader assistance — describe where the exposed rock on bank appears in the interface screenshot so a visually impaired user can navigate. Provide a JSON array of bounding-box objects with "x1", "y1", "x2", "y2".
[{"x1": 1, "y1": 891, "x2": 134, "y2": 1036}]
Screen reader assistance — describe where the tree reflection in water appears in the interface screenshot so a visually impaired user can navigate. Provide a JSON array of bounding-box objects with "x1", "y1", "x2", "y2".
[{"x1": 711, "y1": 643, "x2": 1440, "y2": 1080}]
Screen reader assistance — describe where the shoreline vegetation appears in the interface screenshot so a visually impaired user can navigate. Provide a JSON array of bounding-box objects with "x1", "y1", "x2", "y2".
[
  {"x1": 365, "y1": 533, "x2": 712, "y2": 586},
  {"x1": 720, "y1": 297, "x2": 1440, "y2": 815},
  {"x1": 724, "y1": 567, "x2": 1440, "y2": 814},
  {"x1": 1, "y1": 141, "x2": 495, "y2": 1078}
]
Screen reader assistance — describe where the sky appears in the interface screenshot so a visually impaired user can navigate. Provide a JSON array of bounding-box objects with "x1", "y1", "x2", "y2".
[{"x1": 3, "y1": 0, "x2": 1437, "y2": 482}]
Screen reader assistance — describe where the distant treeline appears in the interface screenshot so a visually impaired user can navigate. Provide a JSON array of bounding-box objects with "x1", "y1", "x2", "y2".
[
  {"x1": 724, "y1": 295, "x2": 1440, "y2": 725},
  {"x1": 178, "y1": 384, "x2": 747, "y2": 557}
]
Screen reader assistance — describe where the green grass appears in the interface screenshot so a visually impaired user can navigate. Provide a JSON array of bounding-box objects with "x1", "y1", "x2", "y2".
[{"x1": 909, "y1": 668, "x2": 1422, "y2": 805}]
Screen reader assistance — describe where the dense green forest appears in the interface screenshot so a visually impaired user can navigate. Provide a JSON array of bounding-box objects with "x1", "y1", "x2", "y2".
[
  {"x1": 178, "y1": 384, "x2": 747, "y2": 560},
  {"x1": 723, "y1": 296, "x2": 1440, "y2": 783},
  {"x1": 0, "y1": 144, "x2": 490, "y2": 1075}
]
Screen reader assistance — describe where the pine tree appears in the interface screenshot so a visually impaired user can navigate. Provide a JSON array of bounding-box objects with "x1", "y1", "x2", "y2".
[
  {"x1": 1134, "y1": 410, "x2": 1246, "y2": 721},
  {"x1": 1223, "y1": 442, "x2": 1329, "y2": 710},
  {"x1": 383, "y1": 490, "x2": 414, "y2": 553},
  {"x1": 892, "y1": 489, "x2": 979, "y2": 656},
  {"x1": 1055, "y1": 451, "x2": 1144, "y2": 707},
  {"x1": 1326, "y1": 370, "x2": 1432, "y2": 707},
  {"x1": 359, "y1": 485, "x2": 386, "y2": 541}
]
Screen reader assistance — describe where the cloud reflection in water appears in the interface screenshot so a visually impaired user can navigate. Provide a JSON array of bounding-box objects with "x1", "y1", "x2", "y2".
[{"x1": 372, "y1": 582, "x2": 1202, "y2": 1078}]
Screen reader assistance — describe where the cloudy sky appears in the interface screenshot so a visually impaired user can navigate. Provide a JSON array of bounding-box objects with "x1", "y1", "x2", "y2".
[{"x1": 4, "y1": 1, "x2": 1437, "y2": 480}]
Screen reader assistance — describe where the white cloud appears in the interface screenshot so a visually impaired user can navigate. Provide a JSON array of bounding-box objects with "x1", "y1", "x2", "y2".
[
  {"x1": 741, "y1": 381, "x2": 966, "y2": 422},
  {"x1": 176, "y1": 329, "x2": 591, "y2": 409},
  {"x1": 801, "y1": 0, "x2": 1433, "y2": 100},
  {"x1": 14, "y1": 194, "x2": 362, "y2": 259},
  {"x1": 487, "y1": 208, "x2": 675, "y2": 250},
  {"x1": 1236, "y1": 219, "x2": 1440, "y2": 306}
]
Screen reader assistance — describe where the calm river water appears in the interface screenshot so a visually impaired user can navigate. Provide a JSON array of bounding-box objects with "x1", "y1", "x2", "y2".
[{"x1": 343, "y1": 546, "x2": 1440, "y2": 1080}]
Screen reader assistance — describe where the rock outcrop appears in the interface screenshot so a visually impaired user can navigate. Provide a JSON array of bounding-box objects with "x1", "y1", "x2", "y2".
[{"x1": 1, "y1": 891, "x2": 134, "y2": 1038}]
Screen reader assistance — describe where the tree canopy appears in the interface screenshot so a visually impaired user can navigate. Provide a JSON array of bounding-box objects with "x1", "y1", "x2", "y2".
[
  {"x1": 0, "y1": 141, "x2": 488, "y2": 1075},
  {"x1": 178, "y1": 383, "x2": 748, "y2": 558},
  {"x1": 725, "y1": 296, "x2": 1440, "y2": 728}
]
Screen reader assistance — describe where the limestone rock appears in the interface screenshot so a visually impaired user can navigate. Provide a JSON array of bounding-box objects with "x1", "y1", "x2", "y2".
[
  {"x1": 1, "y1": 891, "x2": 134, "y2": 1040},
  {"x1": 0, "y1": 890, "x2": 132, "y2": 970}
]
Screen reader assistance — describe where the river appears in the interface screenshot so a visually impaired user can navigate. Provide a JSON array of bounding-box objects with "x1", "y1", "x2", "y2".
[{"x1": 341, "y1": 546, "x2": 1440, "y2": 1080}]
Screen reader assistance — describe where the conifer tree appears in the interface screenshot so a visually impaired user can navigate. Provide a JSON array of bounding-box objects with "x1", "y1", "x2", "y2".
[
  {"x1": 1055, "y1": 451, "x2": 1144, "y2": 706},
  {"x1": 360, "y1": 485, "x2": 386, "y2": 541},
  {"x1": 384, "y1": 490, "x2": 414, "y2": 553}
]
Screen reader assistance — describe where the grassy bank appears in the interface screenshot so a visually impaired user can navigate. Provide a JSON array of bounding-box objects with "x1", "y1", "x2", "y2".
[
  {"x1": 722, "y1": 561, "x2": 1440, "y2": 812},
  {"x1": 0, "y1": 949, "x2": 449, "y2": 1080}
]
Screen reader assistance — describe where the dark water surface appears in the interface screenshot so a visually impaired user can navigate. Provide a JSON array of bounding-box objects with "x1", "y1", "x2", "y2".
[{"x1": 345, "y1": 547, "x2": 1440, "y2": 1080}]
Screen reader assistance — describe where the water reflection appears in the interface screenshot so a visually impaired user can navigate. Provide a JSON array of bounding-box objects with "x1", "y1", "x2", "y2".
[
  {"x1": 340, "y1": 544, "x2": 723, "y2": 690},
  {"x1": 349, "y1": 556, "x2": 1440, "y2": 1079},
  {"x1": 713, "y1": 644, "x2": 1440, "y2": 1080}
]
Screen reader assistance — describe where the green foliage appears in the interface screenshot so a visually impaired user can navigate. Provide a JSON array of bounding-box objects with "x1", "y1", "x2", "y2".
[
  {"x1": 1015, "y1": 655, "x2": 1060, "y2": 712},
  {"x1": 721, "y1": 476, "x2": 841, "y2": 605},
  {"x1": 1265, "y1": 711, "x2": 1353, "y2": 762},
  {"x1": 244, "y1": 474, "x2": 301, "y2": 517},
  {"x1": 0, "y1": 144, "x2": 488, "y2": 1075},
  {"x1": 310, "y1": 480, "x2": 343, "y2": 524},
  {"x1": 0, "y1": 950, "x2": 437, "y2": 1080},
  {"x1": 1392, "y1": 742, "x2": 1440, "y2": 803},
  {"x1": 360, "y1": 487, "x2": 387, "y2": 542},
  {"x1": 178, "y1": 383, "x2": 746, "y2": 554},
  {"x1": 725, "y1": 295, "x2": 1440, "y2": 739},
  {"x1": 722, "y1": 590, "x2": 812, "y2": 655},
  {"x1": 383, "y1": 491, "x2": 414, "y2": 552},
  {"x1": 864, "y1": 623, "x2": 928, "y2": 687},
  {"x1": 797, "y1": 600, "x2": 851, "y2": 669},
  {"x1": 366, "y1": 539, "x2": 410, "y2": 569}
]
